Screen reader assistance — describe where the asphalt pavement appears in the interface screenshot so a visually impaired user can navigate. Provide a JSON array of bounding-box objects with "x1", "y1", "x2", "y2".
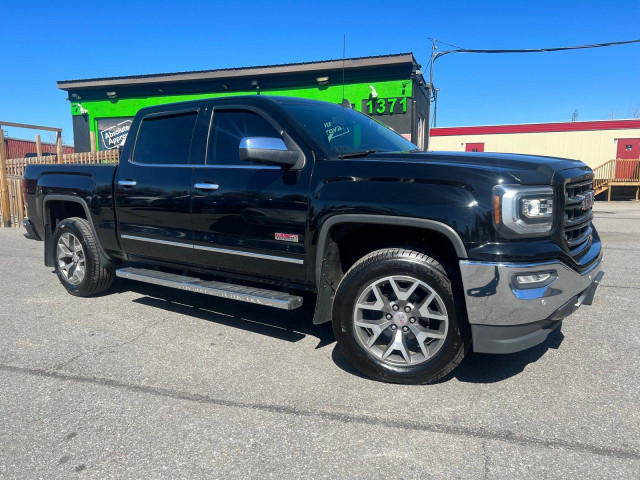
[{"x1": 1, "y1": 202, "x2": 639, "y2": 479}]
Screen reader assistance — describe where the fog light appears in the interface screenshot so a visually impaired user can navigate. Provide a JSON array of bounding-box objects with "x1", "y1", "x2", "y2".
[
  {"x1": 515, "y1": 273, "x2": 551, "y2": 284},
  {"x1": 513, "y1": 271, "x2": 556, "y2": 288}
]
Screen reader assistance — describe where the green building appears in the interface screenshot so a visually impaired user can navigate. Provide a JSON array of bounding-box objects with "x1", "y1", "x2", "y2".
[{"x1": 57, "y1": 53, "x2": 431, "y2": 152}]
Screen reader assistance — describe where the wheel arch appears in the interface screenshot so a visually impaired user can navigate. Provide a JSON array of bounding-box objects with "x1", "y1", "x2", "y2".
[
  {"x1": 40, "y1": 195, "x2": 110, "y2": 267},
  {"x1": 311, "y1": 214, "x2": 468, "y2": 325},
  {"x1": 315, "y1": 214, "x2": 467, "y2": 286}
]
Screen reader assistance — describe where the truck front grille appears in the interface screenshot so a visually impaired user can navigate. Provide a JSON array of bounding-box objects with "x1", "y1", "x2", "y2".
[{"x1": 563, "y1": 178, "x2": 594, "y2": 257}]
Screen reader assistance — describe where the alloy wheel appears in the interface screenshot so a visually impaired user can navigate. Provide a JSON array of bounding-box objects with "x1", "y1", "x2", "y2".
[
  {"x1": 57, "y1": 232, "x2": 86, "y2": 286},
  {"x1": 353, "y1": 275, "x2": 449, "y2": 366}
]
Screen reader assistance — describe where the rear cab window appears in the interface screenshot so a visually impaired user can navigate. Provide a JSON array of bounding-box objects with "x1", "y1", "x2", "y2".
[{"x1": 133, "y1": 111, "x2": 198, "y2": 165}]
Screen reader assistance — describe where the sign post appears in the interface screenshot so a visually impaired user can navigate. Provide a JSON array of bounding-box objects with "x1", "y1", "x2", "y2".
[
  {"x1": 56, "y1": 134, "x2": 63, "y2": 164},
  {"x1": 0, "y1": 128, "x2": 11, "y2": 226}
]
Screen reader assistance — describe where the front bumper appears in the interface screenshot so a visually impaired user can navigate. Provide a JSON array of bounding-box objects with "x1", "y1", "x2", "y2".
[{"x1": 459, "y1": 253, "x2": 603, "y2": 353}]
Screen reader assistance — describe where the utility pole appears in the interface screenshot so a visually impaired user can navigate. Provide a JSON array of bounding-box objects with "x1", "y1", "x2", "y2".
[
  {"x1": 426, "y1": 38, "x2": 437, "y2": 149},
  {"x1": 0, "y1": 128, "x2": 10, "y2": 226}
]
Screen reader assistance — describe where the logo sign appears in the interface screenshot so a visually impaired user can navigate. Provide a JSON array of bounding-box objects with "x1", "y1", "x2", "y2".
[
  {"x1": 581, "y1": 192, "x2": 594, "y2": 210},
  {"x1": 97, "y1": 118, "x2": 133, "y2": 150},
  {"x1": 275, "y1": 233, "x2": 299, "y2": 243}
]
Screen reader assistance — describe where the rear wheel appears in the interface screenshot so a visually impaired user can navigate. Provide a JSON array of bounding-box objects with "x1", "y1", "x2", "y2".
[
  {"x1": 332, "y1": 248, "x2": 469, "y2": 384},
  {"x1": 52, "y1": 217, "x2": 115, "y2": 296}
]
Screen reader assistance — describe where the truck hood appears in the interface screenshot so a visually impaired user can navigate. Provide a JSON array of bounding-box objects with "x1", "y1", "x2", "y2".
[{"x1": 361, "y1": 150, "x2": 589, "y2": 185}]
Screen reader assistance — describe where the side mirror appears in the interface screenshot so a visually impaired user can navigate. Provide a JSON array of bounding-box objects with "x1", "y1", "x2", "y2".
[{"x1": 239, "y1": 137, "x2": 301, "y2": 168}]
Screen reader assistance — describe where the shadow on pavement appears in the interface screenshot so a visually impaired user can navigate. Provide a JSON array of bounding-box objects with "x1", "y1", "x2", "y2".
[
  {"x1": 114, "y1": 278, "x2": 335, "y2": 349},
  {"x1": 111, "y1": 278, "x2": 564, "y2": 384},
  {"x1": 331, "y1": 327, "x2": 565, "y2": 384},
  {"x1": 444, "y1": 328, "x2": 565, "y2": 384}
]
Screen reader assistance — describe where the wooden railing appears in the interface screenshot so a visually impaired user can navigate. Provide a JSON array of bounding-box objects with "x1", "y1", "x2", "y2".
[
  {"x1": 5, "y1": 150, "x2": 119, "y2": 177},
  {"x1": 593, "y1": 158, "x2": 640, "y2": 200},
  {"x1": 0, "y1": 150, "x2": 119, "y2": 227},
  {"x1": 593, "y1": 159, "x2": 615, "y2": 192}
]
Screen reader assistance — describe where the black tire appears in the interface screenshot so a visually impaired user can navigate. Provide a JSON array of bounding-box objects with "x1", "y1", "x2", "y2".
[
  {"x1": 52, "y1": 217, "x2": 115, "y2": 297},
  {"x1": 332, "y1": 248, "x2": 469, "y2": 384}
]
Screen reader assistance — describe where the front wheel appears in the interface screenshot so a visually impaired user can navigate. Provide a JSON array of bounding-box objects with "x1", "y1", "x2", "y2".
[{"x1": 332, "y1": 248, "x2": 469, "y2": 384}]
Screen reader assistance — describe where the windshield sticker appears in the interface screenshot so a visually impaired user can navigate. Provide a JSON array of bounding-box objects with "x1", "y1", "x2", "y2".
[{"x1": 324, "y1": 121, "x2": 350, "y2": 142}]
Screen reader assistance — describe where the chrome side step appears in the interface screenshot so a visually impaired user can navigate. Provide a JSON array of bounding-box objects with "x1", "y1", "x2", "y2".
[{"x1": 115, "y1": 267, "x2": 303, "y2": 310}]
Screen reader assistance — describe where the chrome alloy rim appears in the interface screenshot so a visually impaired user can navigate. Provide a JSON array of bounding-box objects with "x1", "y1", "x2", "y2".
[
  {"x1": 57, "y1": 233, "x2": 86, "y2": 286},
  {"x1": 353, "y1": 275, "x2": 449, "y2": 366}
]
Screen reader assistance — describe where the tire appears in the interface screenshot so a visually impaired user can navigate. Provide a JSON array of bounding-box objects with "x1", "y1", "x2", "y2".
[
  {"x1": 52, "y1": 217, "x2": 115, "y2": 297},
  {"x1": 332, "y1": 248, "x2": 469, "y2": 384}
]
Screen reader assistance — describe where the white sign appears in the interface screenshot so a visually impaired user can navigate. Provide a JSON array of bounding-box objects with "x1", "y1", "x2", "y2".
[{"x1": 98, "y1": 119, "x2": 133, "y2": 150}]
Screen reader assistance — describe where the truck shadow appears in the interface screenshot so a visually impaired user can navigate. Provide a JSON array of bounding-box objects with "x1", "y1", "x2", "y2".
[
  {"x1": 111, "y1": 279, "x2": 564, "y2": 384},
  {"x1": 331, "y1": 329, "x2": 565, "y2": 384},
  {"x1": 438, "y1": 328, "x2": 565, "y2": 384},
  {"x1": 113, "y1": 279, "x2": 335, "y2": 348}
]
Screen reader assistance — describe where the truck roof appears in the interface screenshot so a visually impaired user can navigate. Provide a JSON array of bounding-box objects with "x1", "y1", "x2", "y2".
[{"x1": 136, "y1": 95, "x2": 339, "y2": 115}]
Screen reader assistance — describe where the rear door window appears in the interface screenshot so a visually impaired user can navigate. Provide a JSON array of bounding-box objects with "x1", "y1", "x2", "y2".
[{"x1": 133, "y1": 111, "x2": 198, "y2": 165}]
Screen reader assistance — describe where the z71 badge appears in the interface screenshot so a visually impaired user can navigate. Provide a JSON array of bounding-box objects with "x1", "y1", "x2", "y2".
[{"x1": 275, "y1": 233, "x2": 299, "y2": 243}]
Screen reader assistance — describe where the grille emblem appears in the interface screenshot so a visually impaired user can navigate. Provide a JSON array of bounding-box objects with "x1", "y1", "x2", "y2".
[{"x1": 581, "y1": 192, "x2": 594, "y2": 210}]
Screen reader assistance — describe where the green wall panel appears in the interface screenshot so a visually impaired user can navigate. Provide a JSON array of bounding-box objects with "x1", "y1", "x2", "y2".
[{"x1": 71, "y1": 79, "x2": 412, "y2": 150}]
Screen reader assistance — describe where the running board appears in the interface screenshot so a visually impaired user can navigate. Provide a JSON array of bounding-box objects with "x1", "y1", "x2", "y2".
[{"x1": 115, "y1": 267, "x2": 303, "y2": 310}]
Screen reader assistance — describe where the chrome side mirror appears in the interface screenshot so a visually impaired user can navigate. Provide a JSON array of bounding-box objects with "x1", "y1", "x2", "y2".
[{"x1": 239, "y1": 137, "x2": 302, "y2": 168}]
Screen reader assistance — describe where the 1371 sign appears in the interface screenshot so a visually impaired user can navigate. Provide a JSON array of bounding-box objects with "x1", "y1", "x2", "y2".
[{"x1": 362, "y1": 97, "x2": 408, "y2": 116}]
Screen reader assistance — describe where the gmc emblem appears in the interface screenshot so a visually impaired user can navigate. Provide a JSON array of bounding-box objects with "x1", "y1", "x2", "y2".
[
  {"x1": 275, "y1": 233, "x2": 299, "y2": 243},
  {"x1": 581, "y1": 192, "x2": 594, "y2": 210}
]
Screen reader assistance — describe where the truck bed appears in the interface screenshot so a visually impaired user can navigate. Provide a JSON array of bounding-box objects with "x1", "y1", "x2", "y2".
[{"x1": 24, "y1": 163, "x2": 119, "y2": 254}]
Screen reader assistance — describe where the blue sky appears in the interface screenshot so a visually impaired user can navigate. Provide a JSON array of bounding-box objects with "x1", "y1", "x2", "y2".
[{"x1": 1, "y1": 0, "x2": 639, "y2": 143}]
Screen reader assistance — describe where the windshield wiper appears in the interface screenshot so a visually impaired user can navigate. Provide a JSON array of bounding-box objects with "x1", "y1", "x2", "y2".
[{"x1": 337, "y1": 149, "x2": 378, "y2": 159}]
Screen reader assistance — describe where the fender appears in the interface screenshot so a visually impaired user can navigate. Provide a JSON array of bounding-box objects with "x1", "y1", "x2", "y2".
[
  {"x1": 314, "y1": 214, "x2": 467, "y2": 286},
  {"x1": 311, "y1": 214, "x2": 468, "y2": 324},
  {"x1": 40, "y1": 194, "x2": 111, "y2": 268}
]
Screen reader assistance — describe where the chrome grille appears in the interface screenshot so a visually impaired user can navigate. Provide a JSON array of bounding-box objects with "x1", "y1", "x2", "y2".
[{"x1": 563, "y1": 178, "x2": 594, "y2": 256}]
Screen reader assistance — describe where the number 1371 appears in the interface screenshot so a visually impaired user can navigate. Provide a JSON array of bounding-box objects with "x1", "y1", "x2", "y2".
[{"x1": 364, "y1": 97, "x2": 407, "y2": 116}]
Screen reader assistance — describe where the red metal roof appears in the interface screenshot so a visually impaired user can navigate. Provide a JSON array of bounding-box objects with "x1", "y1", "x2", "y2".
[
  {"x1": 430, "y1": 119, "x2": 640, "y2": 136},
  {"x1": 4, "y1": 138, "x2": 74, "y2": 159}
]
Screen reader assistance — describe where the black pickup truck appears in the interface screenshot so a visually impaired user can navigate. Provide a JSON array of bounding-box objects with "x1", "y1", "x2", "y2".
[{"x1": 23, "y1": 96, "x2": 604, "y2": 384}]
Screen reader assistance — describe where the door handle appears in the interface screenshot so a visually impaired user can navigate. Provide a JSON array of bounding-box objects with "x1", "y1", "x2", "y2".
[
  {"x1": 118, "y1": 179, "x2": 137, "y2": 187},
  {"x1": 194, "y1": 183, "x2": 219, "y2": 190}
]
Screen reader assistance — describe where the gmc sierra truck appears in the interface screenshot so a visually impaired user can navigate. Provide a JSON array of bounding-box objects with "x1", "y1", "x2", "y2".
[{"x1": 22, "y1": 96, "x2": 603, "y2": 384}]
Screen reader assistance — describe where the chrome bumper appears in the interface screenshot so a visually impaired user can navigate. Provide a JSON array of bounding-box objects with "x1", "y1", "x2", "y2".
[{"x1": 459, "y1": 255, "x2": 603, "y2": 326}]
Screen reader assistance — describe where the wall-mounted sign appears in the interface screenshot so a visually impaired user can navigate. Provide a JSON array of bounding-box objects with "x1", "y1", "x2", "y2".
[
  {"x1": 361, "y1": 97, "x2": 408, "y2": 116},
  {"x1": 97, "y1": 117, "x2": 133, "y2": 150}
]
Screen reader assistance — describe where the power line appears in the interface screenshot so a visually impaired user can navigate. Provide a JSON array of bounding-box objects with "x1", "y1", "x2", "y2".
[
  {"x1": 426, "y1": 38, "x2": 640, "y2": 129},
  {"x1": 432, "y1": 38, "x2": 640, "y2": 61},
  {"x1": 427, "y1": 38, "x2": 640, "y2": 80}
]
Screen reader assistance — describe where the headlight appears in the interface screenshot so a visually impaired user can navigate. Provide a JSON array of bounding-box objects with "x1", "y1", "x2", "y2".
[{"x1": 493, "y1": 185, "x2": 555, "y2": 236}]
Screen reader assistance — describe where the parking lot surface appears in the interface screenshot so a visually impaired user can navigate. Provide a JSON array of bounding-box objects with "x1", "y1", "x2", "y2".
[{"x1": 1, "y1": 202, "x2": 639, "y2": 479}]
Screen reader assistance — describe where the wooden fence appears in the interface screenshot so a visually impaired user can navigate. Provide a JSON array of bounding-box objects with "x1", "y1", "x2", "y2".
[{"x1": 0, "y1": 150, "x2": 119, "y2": 227}]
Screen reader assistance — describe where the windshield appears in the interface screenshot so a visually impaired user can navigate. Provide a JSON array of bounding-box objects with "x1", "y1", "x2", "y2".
[{"x1": 279, "y1": 101, "x2": 418, "y2": 157}]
